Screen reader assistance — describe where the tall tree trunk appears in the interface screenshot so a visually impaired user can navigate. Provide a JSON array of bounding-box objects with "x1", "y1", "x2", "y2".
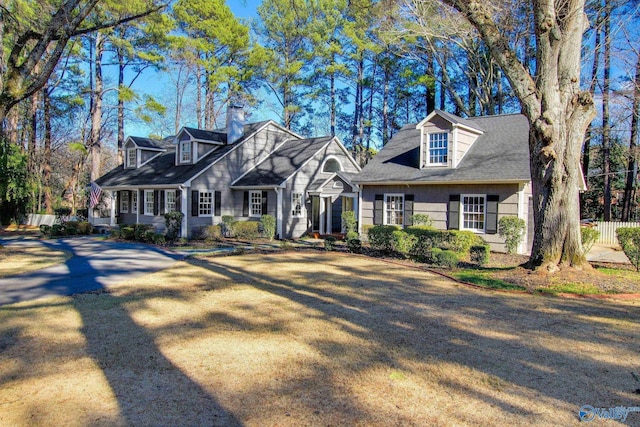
[
  {"x1": 27, "y1": 93, "x2": 38, "y2": 180},
  {"x1": 621, "y1": 53, "x2": 640, "y2": 221},
  {"x1": 382, "y1": 62, "x2": 390, "y2": 146},
  {"x1": 330, "y1": 52, "x2": 336, "y2": 137},
  {"x1": 117, "y1": 48, "x2": 125, "y2": 165},
  {"x1": 582, "y1": 13, "x2": 601, "y2": 180},
  {"x1": 196, "y1": 63, "x2": 202, "y2": 129},
  {"x1": 43, "y1": 86, "x2": 53, "y2": 214},
  {"x1": 602, "y1": 1, "x2": 612, "y2": 220},
  {"x1": 89, "y1": 32, "x2": 104, "y2": 182}
]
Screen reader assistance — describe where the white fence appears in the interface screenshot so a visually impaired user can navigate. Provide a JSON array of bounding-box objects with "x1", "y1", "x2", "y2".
[{"x1": 594, "y1": 221, "x2": 640, "y2": 245}]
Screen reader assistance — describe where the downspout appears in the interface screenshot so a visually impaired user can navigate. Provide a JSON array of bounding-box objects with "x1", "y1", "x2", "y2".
[
  {"x1": 180, "y1": 185, "x2": 188, "y2": 238},
  {"x1": 276, "y1": 186, "x2": 283, "y2": 239},
  {"x1": 517, "y1": 183, "x2": 526, "y2": 254},
  {"x1": 110, "y1": 191, "x2": 116, "y2": 226},
  {"x1": 358, "y1": 185, "x2": 363, "y2": 236}
]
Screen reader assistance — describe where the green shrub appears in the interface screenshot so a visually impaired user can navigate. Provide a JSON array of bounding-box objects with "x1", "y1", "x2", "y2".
[
  {"x1": 345, "y1": 231, "x2": 359, "y2": 241},
  {"x1": 77, "y1": 221, "x2": 93, "y2": 235},
  {"x1": 410, "y1": 213, "x2": 433, "y2": 227},
  {"x1": 221, "y1": 215, "x2": 236, "y2": 237},
  {"x1": 39, "y1": 224, "x2": 51, "y2": 236},
  {"x1": 65, "y1": 221, "x2": 79, "y2": 235},
  {"x1": 361, "y1": 224, "x2": 375, "y2": 241},
  {"x1": 616, "y1": 227, "x2": 640, "y2": 271},
  {"x1": 341, "y1": 210, "x2": 357, "y2": 234},
  {"x1": 120, "y1": 226, "x2": 135, "y2": 240},
  {"x1": 51, "y1": 224, "x2": 66, "y2": 236},
  {"x1": 324, "y1": 235, "x2": 337, "y2": 251},
  {"x1": 498, "y1": 216, "x2": 526, "y2": 254},
  {"x1": 431, "y1": 248, "x2": 459, "y2": 269},
  {"x1": 260, "y1": 214, "x2": 276, "y2": 241},
  {"x1": 409, "y1": 235, "x2": 434, "y2": 262},
  {"x1": 152, "y1": 233, "x2": 166, "y2": 245},
  {"x1": 164, "y1": 211, "x2": 184, "y2": 242},
  {"x1": 470, "y1": 245, "x2": 490, "y2": 266},
  {"x1": 581, "y1": 227, "x2": 600, "y2": 255},
  {"x1": 204, "y1": 225, "x2": 223, "y2": 242},
  {"x1": 446, "y1": 230, "x2": 482, "y2": 253},
  {"x1": 143, "y1": 229, "x2": 156, "y2": 243},
  {"x1": 346, "y1": 238, "x2": 361, "y2": 253},
  {"x1": 134, "y1": 224, "x2": 155, "y2": 242},
  {"x1": 392, "y1": 230, "x2": 417, "y2": 256},
  {"x1": 232, "y1": 221, "x2": 261, "y2": 240},
  {"x1": 368, "y1": 225, "x2": 400, "y2": 253}
]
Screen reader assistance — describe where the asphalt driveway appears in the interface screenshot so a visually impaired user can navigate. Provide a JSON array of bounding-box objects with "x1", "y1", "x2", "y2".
[{"x1": 0, "y1": 237, "x2": 181, "y2": 306}]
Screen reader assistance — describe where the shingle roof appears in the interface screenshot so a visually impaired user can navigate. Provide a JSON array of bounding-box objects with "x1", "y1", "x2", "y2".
[
  {"x1": 130, "y1": 136, "x2": 172, "y2": 150},
  {"x1": 232, "y1": 136, "x2": 335, "y2": 187},
  {"x1": 431, "y1": 109, "x2": 485, "y2": 132},
  {"x1": 355, "y1": 113, "x2": 531, "y2": 184},
  {"x1": 96, "y1": 121, "x2": 271, "y2": 187},
  {"x1": 183, "y1": 127, "x2": 227, "y2": 143}
]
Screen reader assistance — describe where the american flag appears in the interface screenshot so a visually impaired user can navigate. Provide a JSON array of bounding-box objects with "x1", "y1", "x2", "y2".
[{"x1": 89, "y1": 182, "x2": 102, "y2": 209}]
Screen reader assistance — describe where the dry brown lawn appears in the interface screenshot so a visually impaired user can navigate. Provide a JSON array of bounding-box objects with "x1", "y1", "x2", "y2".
[
  {"x1": 0, "y1": 251, "x2": 639, "y2": 426},
  {"x1": 0, "y1": 245, "x2": 70, "y2": 277}
]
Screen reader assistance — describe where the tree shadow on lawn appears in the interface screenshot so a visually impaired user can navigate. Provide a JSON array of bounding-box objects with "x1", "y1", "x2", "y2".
[
  {"x1": 190, "y1": 252, "x2": 640, "y2": 423},
  {"x1": 16, "y1": 239, "x2": 242, "y2": 426}
]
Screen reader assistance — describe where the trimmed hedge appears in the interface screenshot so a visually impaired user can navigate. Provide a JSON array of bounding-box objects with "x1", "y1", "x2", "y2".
[
  {"x1": 616, "y1": 227, "x2": 640, "y2": 271},
  {"x1": 431, "y1": 248, "x2": 459, "y2": 268},
  {"x1": 367, "y1": 225, "x2": 400, "y2": 253},
  {"x1": 470, "y1": 244, "x2": 490, "y2": 266},
  {"x1": 232, "y1": 221, "x2": 261, "y2": 240},
  {"x1": 580, "y1": 227, "x2": 600, "y2": 255}
]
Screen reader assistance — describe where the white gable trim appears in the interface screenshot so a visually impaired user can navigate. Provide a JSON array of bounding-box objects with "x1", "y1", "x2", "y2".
[
  {"x1": 416, "y1": 110, "x2": 484, "y2": 136},
  {"x1": 281, "y1": 137, "x2": 359, "y2": 185}
]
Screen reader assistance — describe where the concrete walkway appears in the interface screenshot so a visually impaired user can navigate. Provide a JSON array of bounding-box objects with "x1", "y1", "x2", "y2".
[
  {"x1": 0, "y1": 237, "x2": 181, "y2": 306},
  {"x1": 586, "y1": 244, "x2": 630, "y2": 264}
]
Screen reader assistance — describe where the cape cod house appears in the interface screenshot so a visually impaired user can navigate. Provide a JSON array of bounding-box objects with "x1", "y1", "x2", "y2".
[
  {"x1": 354, "y1": 110, "x2": 534, "y2": 254},
  {"x1": 91, "y1": 106, "x2": 361, "y2": 239}
]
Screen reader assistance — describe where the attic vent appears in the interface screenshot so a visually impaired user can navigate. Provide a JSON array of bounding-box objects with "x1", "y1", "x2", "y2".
[{"x1": 323, "y1": 158, "x2": 341, "y2": 172}]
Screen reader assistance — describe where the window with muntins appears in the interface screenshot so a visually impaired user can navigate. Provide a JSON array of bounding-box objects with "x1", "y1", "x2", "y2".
[
  {"x1": 462, "y1": 195, "x2": 485, "y2": 231},
  {"x1": 427, "y1": 132, "x2": 448, "y2": 165},
  {"x1": 131, "y1": 191, "x2": 138, "y2": 213},
  {"x1": 250, "y1": 191, "x2": 262, "y2": 217},
  {"x1": 292, "y1": 192, "x2": 303, "y2": 217},
  {"x1": 199, "y1": 191, "x2": 213, "y2": 216},
  {"x1": 120, "y1": 191, "x2": 129, "y2": 213},
  {"x1": 127, "y1": 148, "x2": 137, "y2": 168},
  {"x1": 166, "y1": 190, "x2": 177, "y2": 213},
  {"x1": 180, "y1": 141, "x2": 191, "y2": 163},
  {"x1": 384, "y1": 194, "x2": 404, "y2": 226},
  {"x1": 144, "y1": 190, "x2": 154, "y2": 216}
]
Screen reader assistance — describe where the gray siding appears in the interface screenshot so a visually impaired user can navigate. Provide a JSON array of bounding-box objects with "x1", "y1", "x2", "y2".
[{"x1": 361, "y1": 183, "x2": 528, "y2": 253}]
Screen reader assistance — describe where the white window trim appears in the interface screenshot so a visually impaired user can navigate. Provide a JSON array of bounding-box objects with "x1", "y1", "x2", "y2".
[
  {"x1": 249, "y1": 190, "x2": 262, "y2": 218},
  {"x1": 322, "y1": 156, "x2": 343, "y2": 173},
  {"x1": 165, "y1": 190, "x2": 177, "y2": 213},
  {"x1": 383, "y1": 193, "x2": 404, "y2": 226},
  {"x1": 131, "y1": 190, "x2": 138, "y2": 214},
  {"x1": 180, "y1": 140, "x2": 191, "y2": 163},
  {"x1": 144, "y1": 190, "x2": 154, "y2": 216},
  {"x1": 120, "y1": 191, "x2": 129, "y2": 213},
  {"x1": 426, "y1": 131, "x2": 449, "y2": 167},
  {"x1": 126, "y1": 148, "x2": 137, "y2": 168},
  {"x1": 291, "y1": 192, "x2": 303, "y2": 217},
  {"x1": 198, "y1": 190, "x2": 214, "y2": 217},
  {"x1": 460, "y1": 193, "x2": 486, "y2": 232}
]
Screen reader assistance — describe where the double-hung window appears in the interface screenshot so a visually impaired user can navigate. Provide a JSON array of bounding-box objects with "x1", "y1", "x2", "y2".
[
  {"x1": 462, "y1": 194, "x2": 485, "y2": 231},
  {"x1": 291, "y1": 192, "x2": 303, "y2": 217},
  {"x1": 144, "y1": 190, "x2": 154, "y2": 216},
  {"x1": 180, "y1": 141, "x2": 191, "y2": 163},
  {"x1": 250, "y1": 190, "x2": 262, "y2": 217},
  {"x1": 427, "y1": 132, "x2": 448, "y2": 166},
  {"x1": 127, "y1": 148, "x2": 137, "y2": 168},
  {"x1": 384, "y1": 194, "x2": 404, "y2": 226},
  {"x1": 165, "y1": 190, "x2": 177, "y2": 213},
  {"x1": 120, "y1": 191, "x2": 129, "y2": 213},
  {"x1": 199, "y1": 191, "x2": 213, "y2": 216},
  {"x1": 131, "y1": 191, "x2": 138, "y2": 213}
]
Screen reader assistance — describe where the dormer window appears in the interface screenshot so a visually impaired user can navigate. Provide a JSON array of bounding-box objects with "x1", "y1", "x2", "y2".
[
  {"x1": 424, "y1": 132, "x2": 448, "y2": 166},
  {"x1": 180, "y1": 141, "x2": 192, "y2": 163},
  {"x1": 126, "y1": 148, "x2": 137, "y2": 168}
]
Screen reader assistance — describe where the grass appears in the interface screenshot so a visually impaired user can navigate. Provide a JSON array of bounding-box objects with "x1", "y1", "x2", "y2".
[
  {"x1": 0, "y1": 252, "x2": 638, "y2": 426},
  {"x1": 451, "y1": 270, "x2": 526, "y2": 291},
  {"x1": 535, "y1": 282, "x2": 605, "y2": 295},
  {"x1": 0, "y1": 246, "x2": 70, "y2": 277}
]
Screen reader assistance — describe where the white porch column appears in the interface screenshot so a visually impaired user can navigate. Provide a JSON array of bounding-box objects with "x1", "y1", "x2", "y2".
[
  {"x1": 110, "y1": 191, "x2": 116, "y2": 226},
  {"x1": 276, "y1": 187, "x2": 283, "y2": 239},
  {"x1": 357, "y1": 188, "x2": 363, "y2": 236},
  {"x1": 517, "y1": 183, "x2": 526, "y2": 255},
  {"x1": 180, "y1": 187, "x2": 188, "y2": 238}
]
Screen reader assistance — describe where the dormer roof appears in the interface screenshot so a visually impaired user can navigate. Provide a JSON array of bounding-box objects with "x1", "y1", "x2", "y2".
[
  {"x1": 416, "y1": 109, "x2": 485, "y2": 134},
  {"x1": 180, "y1": 127, "x2": 227, "y2": 144},
  {"x1": 128, "y1": 136, "x2": 171, "y2": 150}
]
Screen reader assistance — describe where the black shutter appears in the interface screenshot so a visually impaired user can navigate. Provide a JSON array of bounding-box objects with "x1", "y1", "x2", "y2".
[
  {"x1": 192, "y1": 190, "x2": 199, "y2": 217},
  {"x1": 175, "y1": 189, "x2": 182, "y2": 212},
  {"x1": 214, "y1": 191, "x2": 221, "y2": 216},
  {"x1": 486, "y1": 195, "x2": 499, "y2": 234},
  {"x1": 159, "y1": 191, "x2": 165, "y2": 215},
  {"x1": 116, "y1": 191, "x2": 121, "y2": 215},
  {"x1": 153, "y1": 190, "x2": 159, "y2": 216},
  {"x1": 243, "y1": 191, "x2": 249, "y2": 217},
  {"x1": 448, "y1": 194, "x2": 460, "y2": 230},
  {"x1": 262, "y1": 190, "x2": 268, "y2": 215},
  {"x1": 404, "y1": 195, "x2": 414, "y2": 227},
  {"x1": 373, "y1": 194, "x2": 384, "y2": 225}
]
